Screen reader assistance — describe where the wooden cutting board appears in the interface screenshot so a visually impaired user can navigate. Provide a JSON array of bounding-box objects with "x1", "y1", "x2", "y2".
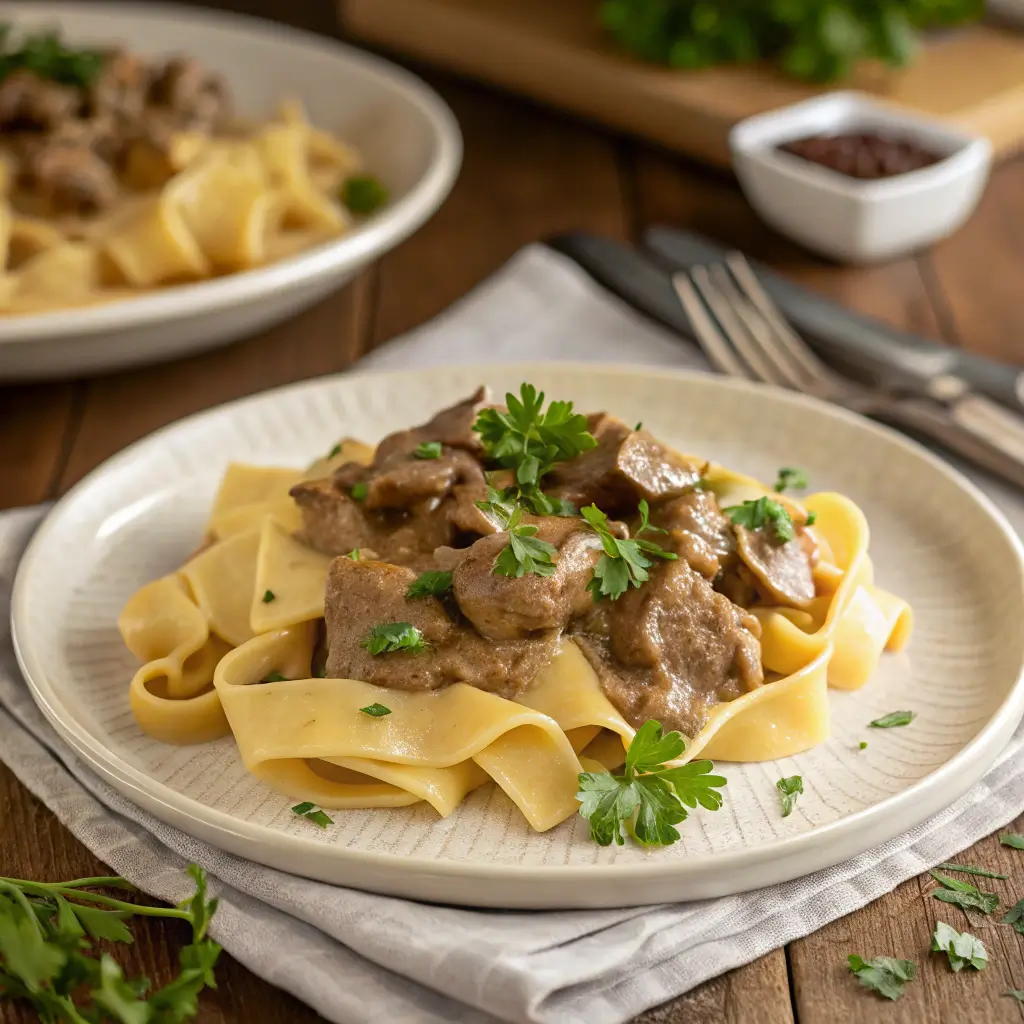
[{"x1": 340, "y1": 0, "x2": 1024, "y2": 167}]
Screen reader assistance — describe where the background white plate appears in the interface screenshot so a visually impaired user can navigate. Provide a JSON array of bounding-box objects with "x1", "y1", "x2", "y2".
[
  {"x1": 0, "y1": 3, "x2": 460, "y2": 380},
  {"x1": 12, "y1": 365, "x2": 1024, "y2": 908}
]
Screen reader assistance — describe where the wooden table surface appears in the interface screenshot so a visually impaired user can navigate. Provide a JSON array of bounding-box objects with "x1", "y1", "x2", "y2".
[{"x1": 4, "y1": 4, "x2": 1024, "y2": 1023}]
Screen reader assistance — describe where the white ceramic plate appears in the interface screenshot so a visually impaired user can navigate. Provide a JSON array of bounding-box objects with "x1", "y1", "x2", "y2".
[
  {"x1": 12, "y1": 365, "x2": 1024, "y2": 908},
  {"x1": 0, "y1": 3, "x2": 461, "y2": 380}
]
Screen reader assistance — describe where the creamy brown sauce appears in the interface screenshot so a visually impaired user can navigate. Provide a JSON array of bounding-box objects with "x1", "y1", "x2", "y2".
[{"x1": 306, "y1": 389, "x2": 817, "y2": 738}]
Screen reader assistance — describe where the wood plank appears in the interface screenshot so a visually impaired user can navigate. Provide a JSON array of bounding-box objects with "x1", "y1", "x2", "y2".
[
  {"x1": 923, "y1": 154, "x2": 1024, "y2": 366},
  {"x1": 342, "y1": 0, "x2": 1024, "y2": 167},
  {"x1": 789, "y1": 817, "x2": 1024, "y2": 1022}
]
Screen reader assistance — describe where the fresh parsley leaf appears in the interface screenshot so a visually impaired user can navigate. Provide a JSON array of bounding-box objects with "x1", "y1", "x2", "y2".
[
  {"x1": 473, "y1": 383, "x2": 597, "y2": 502},
  {"x1": 774, "y1": 467, "x2": 809, "y2": 493},
  {"x1": 475, "y1": 487, "x2": 558, "y2": 578},
  {"x1": 576, "y1": 720, "x2": 726, "y2": 847},
  {"x1": 414, "y1": 441, "x2": 443, "y2": 460},
  {"x1": 1002, "y1": 898, "x2": 1024, "y2": 933},
  {"x1": 351, "y1": 481, "x2": 368, "y2": 502},
  {"x1": 261, "y1": 589, "x2": 275, "y2": 604},
  {"x1": 929, "y1": 871, "x2": 999, "y2": 915},
  {"x1": 1006, "y1": 989, "x2": 1024, "y2": 1002},
  {"x1": 361, "y1": 621, "x2": 428, "y2": 655},
  {"x1": 776, "y1": 775, "x2": 803, "y2": 817},
  {"x1": 724, "y1": 496, "x2": 794, "y2": 543},
  {"x1": 1000, "y1": 833, "x2": 1024, "y2": 849},
  {"x1": 406, "y1": 570, "x2": 453, "y2": 599},
  {"x1": 805, "y1": 511, "x2": 818, "y2": 526},
  {"x1": 582, "y1": 503, "x2": 677, "y2": 601},
  {"x1": 262, "y1": 672, "x2": 287, "y2": 683},
  {"x1": 869, "y1": 710, "x2": 915, "y2": 728},
  {"x1": 347, "y1": 549, "x2": 360, "y2": 561},
  {"x1": 327, "y1": 442, "x2": 342, "y2": 459},
  {"x1": 858, "y1": 741, "x2": 868, "y2": 750},
  {"x1": 932, "y1": 921, "x2": 988, "y2": 971},
  {"x1": 291, "y1": 803, "x2": 334, "y2": 828},
  {"x1": 341, "y1": 174, "x2": 389, "y2": 214},
  {"x1": 69, "y1": 904, "x2": 133, "y2": 944},
  {"x1": 936, "y1": 863, "x2": 1008, "y2": 880},
  {"x1": 847, "y1": 954, "x2": 916, "y2": 1000},
  {"x1": 359, "y1": 703, "x2": 392, "y2": 717},
  {"x1": 634, "y1": 421, "x2": 643, "y2": 431}
]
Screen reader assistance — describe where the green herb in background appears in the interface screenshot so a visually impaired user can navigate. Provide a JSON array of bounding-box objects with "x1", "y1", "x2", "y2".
[
  {"x1": 928, "y1": 871, "x2": 999, "y2": 915},
  {"x1": 1006, "y1": 989, "x2": 1024, "y2": 1003},
  {"x1": 846, "y1": 954, "x2": 916, "y2": 1000},
  {"x1": 931, "y1": 921, "x2": 988, "y2": 971},
  {"x1": 0, "y1": 25, "x2": 105, "y2": 87},
  {"x1": 341, "y1": 175, "x2": 389, "y2": 215},
  {"x1": 774, "y1": 467, "x2": 808, "y2": 493},
  {"x1": 599, "y1": 1, "x2": 983, "y2": 83},
  {"x1": 1001, "y1": 898, "x2": 1024, "y2": 934},
  {"x1": 0, "y1": 864, "x2": 220, "y2": 1022},
  {"x1": 1000, "y1": 833, "x2": 1024, "y2": 849},
  {"x1": 935, "y1": 863, "x2": 1008, "y2": 880}
]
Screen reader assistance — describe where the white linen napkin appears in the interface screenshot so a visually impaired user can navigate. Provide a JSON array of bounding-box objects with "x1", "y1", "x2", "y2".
[{"x1": 3, "y1": 244, "x2": 1024, "y2": 1024}]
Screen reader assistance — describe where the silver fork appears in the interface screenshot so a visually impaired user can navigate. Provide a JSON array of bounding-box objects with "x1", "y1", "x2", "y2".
[{"x1": 673, "y1": 253, "x2": 1024, "y2": 490}]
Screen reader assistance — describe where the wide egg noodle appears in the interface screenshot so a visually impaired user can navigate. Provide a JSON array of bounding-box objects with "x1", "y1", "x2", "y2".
[
  {"x1": 181, "y1": 530, "x2": 261, "y2": 648},
  {"x1": 250, "y1": 518, "x2": 331, "y2": 633},
  {"x1": 213, "y1": 626, "x2": 584, "y2": 831}
]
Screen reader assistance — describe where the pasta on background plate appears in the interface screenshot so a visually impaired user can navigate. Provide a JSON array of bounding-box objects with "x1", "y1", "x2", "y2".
[
  {"x1": 118, "y1": 385, "x2": 912, "y2": 844},
  {"x1": 0, "y1": 27, "x2": 388, "y2": 315}
]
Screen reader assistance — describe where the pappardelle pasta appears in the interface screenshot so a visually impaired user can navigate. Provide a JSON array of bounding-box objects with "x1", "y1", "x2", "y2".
[
  {"x1": 0, "y1": 26, "x2": 387, "y2": 315},
  {"x1": 118, "y1": 385, "x2": 913, "y2": 844}
]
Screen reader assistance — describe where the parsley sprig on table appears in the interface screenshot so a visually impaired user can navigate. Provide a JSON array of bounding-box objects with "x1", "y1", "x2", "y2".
[
  {"x1": 582, "y1": 500, "x2": 677, "y2": 601},
  {"x1": 929, "y1": 871, "x2": 999, "y2": 915},
  {"x1": 475, "y1": 488, "x2": 558, "y2": 578},
  {"x1": 576, "y1": 721, "x2": 726, "y2": 847},
  {"x1": 1002, "y1": 899, "x2": 1024, "y2": 934},
  {"x1": 0, "y1": 864, "x2": 220, "y2": 1022},
  {"x1": 847, "y1": 955, "x2": 916, "y2": 1001},
  {"x1": 932, "y1": 921, "x2": 988, "y2": 972},
  {"x1": 361, "y1": 622, "x2": 428, "y2": 655},
  {"x1": 473, "y1": 383, "x2": 596, "y2": 515},
  {"x1": 724, "y1": 496, "x2": 795, "y2": 543}
]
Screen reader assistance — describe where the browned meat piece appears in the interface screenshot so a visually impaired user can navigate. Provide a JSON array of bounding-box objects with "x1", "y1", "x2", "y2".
[
  {"x1": 380, "y1": 507, "x2": 456, "y2": 570},
  {"x1": 546, "y1": 414, "x2": 703, "y2": 511},
  {"x1": 735, "y1": 525, "x2": 816, "y2": 609},
  {"x1": 363, "y1": 449, "x2": 484, "y2": 512},
  {"x1": 0, "y1": 70, "x2": 80, "y2": 130},
  {"x1": 25, "y1": 143, "x2": 118, "y2": 214},
  {"x1": 90, "y1": 50, "x2": 150, "y2": 120},
  {"x1": 447, "y1": 480, "x2": 496, "y2": 536},
  {"x1": 148, "y1": 56, "x2": 231, "y2": 132},
  {"x1": 651, "y1": 489, "x2": 736, "y2": 580},
  {"x1": 373, "y1": 387, "x2": 491, "y2": 462},
  {"x1": 573, "y1": 557, "x2": 763, "y2": 738},
  {"x1": 453, "y1": 518, "x2": 603, "y2": 640},
  {"x1": 290, "y1": 478, "x2": 376, "y2": 556},
  {"x1": 49, "y1": 114, "x2": 122, "y2": 165},
  {"x1": 323, "y1": 557, "x2": 557, "y2": 696}
]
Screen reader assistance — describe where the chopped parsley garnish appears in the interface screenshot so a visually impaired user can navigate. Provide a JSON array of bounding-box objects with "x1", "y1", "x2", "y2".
[
  {"x1": 414, "y1": 441, "x2": 443, "y2": 460},
  {"x1": 931, "y1": 921, "x2": 988, "y2": 971},
  {"x1": 936, "y1": 863, "x2": 1008, "y2": 880},
  {"x1": 576, "y1": 720, "x2": 726, "y2": 847},
  {"x1": 327, "y1": 442, "x2": 343, "y2": 459},
  {"x1": 724, "y1": 496, "x2": 794, "y2": 543},
  {"x1": 350, "y1": 481, "x2": 368, "y2": 502},
  {"x1": 0, "y1": 864, "x2": 219, "y2": 1023},
  {"x1": 313, "y1": 663, "x2": 326, "y2": 678},
  {"x1": 582, "y1": 500, "x2": 677, "y2": 601},
  {"x1": 473, "y1": 383, "x2": 597, "y2": 513},
  {"x1": 359, "y1": 703, "x2": 392, "y2": 717},
  {"x1": 0, "y1": 28, "x2": 105, "y2": 88},
  {"x1": 928, "y1": 871, "x2": 999, "y2": 915},
  {"x1": 858, "y1": 741, "x2": 868, "y2": 750},
  {"x1": 1000, "y1": 833, "x2": 1024, "y2": 849},
  {"x1": 261, "y1": 589, "x2": 276, "y2": 603},
  {"x1": 776, "y1": 775, "x2": 803, "y2": 817},
  {"x1": 263, "y1": 672, "x2": 287, "y2": 683},
  {"x1": 406, "y1": 570, "x2": 454, "y2": 599},
  {"x1": 476, "y1": 488, "x2": 558, "y2": 578},
  {"x1": 347, "y1": 549, "x2": 360, "y2": 560},
  {"x1": 341, "y1": 174, "x2": 389, "y2": 214},
  {"x1": 805, "y1": 511, "x2": 818, "y2": 526},
  {"x1": 847, "y1": 955, "x2": 916, "y2": 1001},
  {"x1": 1001, "y1": 898, "x2": 1024, "y2": 933},
  {"x1": 774, "y1": 467, "x2": 809, "y2": 493},
  {"x1": 634, "y1": 421, "x2": 643, "y2": 431},
  {"x1": 361, "y1": 621, "x2": 427, "y2": 655},
  {"x1": 291, "y1": 802, "x2": 334, "y2": 828},
  {"x1": 869, "y1": 710, "x2": 915, "y2": 728}
]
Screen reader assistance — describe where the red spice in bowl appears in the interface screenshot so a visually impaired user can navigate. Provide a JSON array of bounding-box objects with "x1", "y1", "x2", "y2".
[{"x1": 778, "y1": 132, "x2": 943, "y2": 180}]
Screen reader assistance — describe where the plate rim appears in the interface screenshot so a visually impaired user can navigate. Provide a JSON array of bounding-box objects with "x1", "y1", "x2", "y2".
[
  {"x1": 12, "y1": 363, "x2": 1024, "y2": 905},
  {"x1": 0, "y1": 1, "x2": 462, "y2": 342}
]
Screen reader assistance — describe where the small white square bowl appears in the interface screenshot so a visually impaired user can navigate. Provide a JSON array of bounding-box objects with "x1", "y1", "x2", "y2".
[{"x1": 728, "y1": 91, "x2": 992, "y2": 264}]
